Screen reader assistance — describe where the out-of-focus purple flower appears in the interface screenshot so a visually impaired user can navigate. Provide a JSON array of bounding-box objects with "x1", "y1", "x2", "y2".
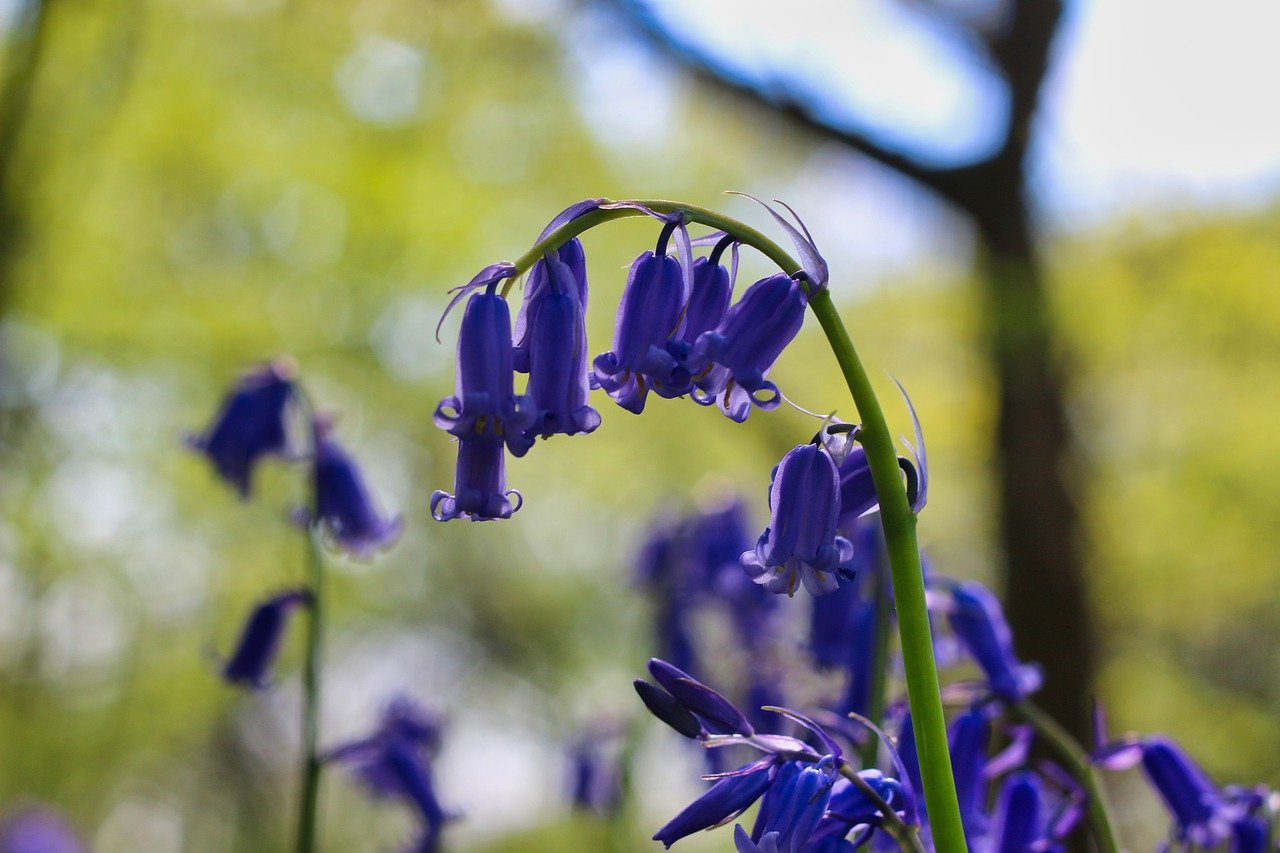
[
  {"x1": 329, "y1": 697, "x2": 452, "y2": 850},
  {"x1": 593, "y1": 227, "x2": 688, "y2": 413},
  {"x1": 692, "y1": 274, "x2": 807, "y2": 422},
  {"x1": 511, "y1": 241, "x2": 600, "y2": 453},
  {"x1": 1094, "y1": 731, "x2": 1234, "y2": 848},
  {"x1": 311, "y1": 425, "x2": 401, "y2": 557},
  {"x1": 948, "y1": 706, "x2": 991, "y2": 845},
  {"x1": 653, "y1": 762, "x2": 777, "y2": 848},
  {"x1": 433, "y1": 284, "x2": 533, "y2": 455},
  {"x1": 938, "y1": 581, "x2": 1042, "y2": 703},
  {"x1": 431, "y1": 433, "x2": 520, "y2": 522},
  {"x1": 742, "y1": 443, "x2": 854, "y2": 597},
  {"x1": 567, "y1": 734, "x2": 624, "y2": 816},
  {"x1": 990, "y1": 771, "x2": 1045, "y2": 852},
  {"x1": 0, "y1": 804, "x2": 85, "y2": 853},
  {"x1": 221, "y1": 589, "x2": 311, "y2": 689},
  {"x1": 1223, "y1": 786, "x2": 1273, "y2": 853},
  {"x1": 187, "y1": 359, "x2": 296, "y2": 498}
]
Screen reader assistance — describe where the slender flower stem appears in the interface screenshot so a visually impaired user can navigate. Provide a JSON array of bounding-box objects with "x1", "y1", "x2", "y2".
[
  {"x1": 512, "y1": 198, "x2": 967, "y2": 852},
  {"x1": 1014, "y1": 700, "x2": 1120, "y2": 853},
  {"x1": 859, "y1": 544, "x2": 894, "y2": 770},
  {"x1": 295, "y1": 526, "x2": 325, "y2": 853},
  {"x1": 837, "y1": 762, "x2": 927, "y2": 853}
]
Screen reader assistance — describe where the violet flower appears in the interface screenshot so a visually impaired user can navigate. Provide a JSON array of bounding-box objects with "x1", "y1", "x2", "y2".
[
  {"x1": 221, "y1": 589, "x2": 311, "y2": 689},
  {"x1": 747, "y1": 759, "x2": 835, "y2": 853},
  {"x1": 0, "y1": 805, "x2": 85, "y2": 853},
  {"x1": 593, "y1": 222, "x2": 689, "y2": 413},
  {"x1": 742, "y1": 443, "x2": 854, "y2": 597},
  {"x1": 328, "y1": 697, "x2": 453, "y2": 851},
  {"x1": 511, "y1": 240, "x2": 600, "y2": 452},
  {"x1": 311, "y1": 425, "x2": 401, "y2": 557},
  {"x1": 939, "y1": 581, "x2": 1042, "y2": 703},
  {"x1": 692, "y1": 273, "x2": 807, "y2": 422},
  {"x1": 567, "y1": 735, "x2": 624, "y2": 816},
  {"x1": 948, "y1": 706, "x2": 992, "y2": 845},
  {"x1": 668, "y1": 239, "x2": 736, "y2": 377},
  {"x1": 187, "y1": 359, "x2": 296, "y2": 498},
  {"x1": 431, "y1": 433, "x2": 520, "y2": 522},
  {"x1": 653, "y1": 763, "x2": 778, "y2": 848},
  {"x1": 433, "y1": 284, "x2": 533, "y2": 455}
]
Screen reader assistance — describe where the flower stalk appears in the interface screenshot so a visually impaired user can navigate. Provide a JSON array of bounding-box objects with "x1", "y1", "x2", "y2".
[
  {"x1": 295, "y1": 525, "x2": 325, "y2": 853},
  {"x1": 518, "y1": 198, "x2": 968, "y2": 852}
]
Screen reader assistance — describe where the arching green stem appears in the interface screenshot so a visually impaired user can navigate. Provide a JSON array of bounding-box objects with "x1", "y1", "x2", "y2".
[
  {"x1": 509, "y1": 198, "x2": 967, "y2": 851},
  {"x1": 1014, "y1": 701, "x2": 1120, "y2": 853}
]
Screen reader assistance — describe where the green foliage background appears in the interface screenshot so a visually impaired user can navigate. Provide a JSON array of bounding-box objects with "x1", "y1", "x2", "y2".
[{"x1": 0, "y1": 0, "x2": 1277, "y2": 849}]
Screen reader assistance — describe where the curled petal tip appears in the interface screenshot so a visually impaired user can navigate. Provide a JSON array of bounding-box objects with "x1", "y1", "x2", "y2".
[{"x1": 725, "y1": 191, "x2": 828, "y2": 288}]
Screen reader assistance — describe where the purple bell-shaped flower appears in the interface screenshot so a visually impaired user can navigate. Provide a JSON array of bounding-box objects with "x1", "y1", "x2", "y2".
[
  {"x1": 431, "y1": 432, "x2": 520, "y2": 522},
  {"x1": 742, "y1": 443, "x2": 853, "y2": 596},
  {"x1": 221, "y1": 589, "x2": 312, "y2": 689},
  {"x1": 311, "y1": 424, "x2": 402, "y2": 557}
]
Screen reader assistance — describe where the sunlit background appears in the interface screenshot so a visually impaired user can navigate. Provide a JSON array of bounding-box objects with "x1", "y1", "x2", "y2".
[{"x1": 1, "y1": 0, "x2": 1278, "y2": 849}]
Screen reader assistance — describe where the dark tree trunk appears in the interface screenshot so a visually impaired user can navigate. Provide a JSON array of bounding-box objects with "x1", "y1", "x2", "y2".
[{"x1": 973, "y1": 182, "x2": 1093, "y2": 739}]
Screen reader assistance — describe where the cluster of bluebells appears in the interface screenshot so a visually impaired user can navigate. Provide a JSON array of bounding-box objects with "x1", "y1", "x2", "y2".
[
  {"x1": 431, "y1": 198, "x2": 826, "y2": 524},
  {"x1": 188, "y1": 359, "x2": 401, "y2": 688},
  {"x1": 327, "y1": 698, "x2": 455, "y2": 852}
]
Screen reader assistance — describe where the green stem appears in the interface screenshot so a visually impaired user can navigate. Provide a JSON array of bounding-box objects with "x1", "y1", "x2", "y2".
[
  {"x1": 295, "y1": 527, "x2": 325, "y2": 853},
  {"x1": 810, "y1": 288, "x2": 966, "y2": 851},
  {"x1": 859, "y1": 537, "x2": 893, "y2": 770},
  {"x1": 838, "y1": 762, "x2": 927, "y2": 853},
  {"x1": 1014, "y1": 701, "x2": 1120, "y2": 853},
  {"x1": 509, "y1": 197, "x2": 967, "y2": 851}
]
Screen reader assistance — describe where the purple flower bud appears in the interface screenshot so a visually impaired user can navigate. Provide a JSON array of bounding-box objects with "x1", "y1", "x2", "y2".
[
  {"x1": 648, "y1": 658, "x2": 755, "y2": 736},
  {"x1": 0, "y1": 805, "x2": 85, "y2": 853},
  {"x1": 593, "y1": 248, "x2": 687, "y2": 413},
  {"x1": 694, "y1": 274, "x2": 806, "y2": 422},
  {"x1": 634, "y1": 678, "x2": 705, "y2": 739},
  {"x1": 653, "y1": 763, "x2": 776, "y2": 848},
  {"x1": 312, "y1": 427, "x2": 401, "y2": 557},
  {"x1": 187, "y1": 360, "x2": 296, "y2": 498},
  {"x1": 512, "y1": 245, "x2": 600, "y2": 451},
  {"x1": 742, "y1": 444, "x2": 853, "y2": 597},
  {"x1": 945, "y1": 581, "x2": 1042, "y2": 703},
  {"x1": 221, "y1": 589, "x2": 311, "y2": 689},
  {"x1": 433, "y1": 286, "x2": 533, "y2": 456},
  {"x1": 431, "y1": 434, "x2": 521, "y2": 522}
]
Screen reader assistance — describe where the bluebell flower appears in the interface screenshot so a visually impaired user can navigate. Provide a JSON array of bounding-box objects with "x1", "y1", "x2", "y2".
[
  {"x1": 311, "y1": 425, "x2": 401, "y2": 557},
  {"x1": 187, "y1": 359, "x2": 296, "y2": 498},
  {"x1": 947, "y1": 706, "x2": 992, "y2": 845},
  {"x1": 742, "y1": 443, "x2": 854, "y2": 597},
  {"x1": 593, "y1": 224, "x2": 689, "y2": 413},
  {"x1": 433, "y1": 283, "x2": 534, "y2": 455},
  {"x1": 938, "y1": 581, "x2": 1042, "y2": 703},
  {"x1": 511, "y1": 240, "x2": 600, "y2": 453},
  {"x1": 1222, "y1": 786, "x2": 1273, "y2": 853},
  {"x1": 810, "y1": 768, "x2": 909, "y2": 848},
  {"x1": 0, "y1": 804, "x2": 85, "y2": 853},
  {"x1": 431, "y1": 433, "x2": 520, "y2": 522},
  {"x1": 748, "y1": 759, "x2": 837, "y2": 853},
  {"x1": 653, "y1": 762, "x2": 778, "y2": 848},
  {"x1": 329, "y1": 697, "x2": 452, "y2": 851},
  {"x1": 692, "y1": 273, "x2": 807, "y2": 422},
  {"x1": 221, "y1": 589, "x2": 311, "y2": 689},
  {"x1": 990, "y1": 771, "x2": 1046, "y2": 852},
  {"x1": 567, "y1": 734, "x2": 624, "y2": 816},
  {"x1": 1094, "y1": 731, "x2": 1233, "y2": 847},
  {"x1": 668, "y1": 240, "x2": 736, "y2": 377}
]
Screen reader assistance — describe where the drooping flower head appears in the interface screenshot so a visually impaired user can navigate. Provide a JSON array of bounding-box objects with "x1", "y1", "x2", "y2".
[
  {"x1": 433, "y1": 281, "x2": 533, "y2": 455},
  {"x1": 511, "y1": 239, "x2": 600, "y2": 452},
  {"x1": 935, "y1": 580, "x2": 1042, "y2": 703},
  {"x1": 328, "y1": 697, "x2": 453, "y2": 852},
  {"x1": 187, "y1": 359, "x2": 297, "y2": 498},
  {"x1": 693, "y1": 273, "x2": 807, "y2": 422},
  {"x1": 742, "y1": 443, "x2": 854, "y2": 597},
  {"x1": 221, "y1": 589, "x2": 312, "y2": 689},
  {"x1": 668, "y1": 236, "x2": 736, "y2": 376},
  {"x1": 431, "y1": 433, "x2": 520, "y2": 522},
  {"x1": 593, "y1": 220, "x2": 690, "y2": 413},
  {"x1": 310, "y1": 423, "x2": 402, "y2": 557}
]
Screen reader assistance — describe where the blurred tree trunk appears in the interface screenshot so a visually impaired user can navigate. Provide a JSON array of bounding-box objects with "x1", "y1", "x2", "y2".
[{"x1": 614, "y1": 0, "x2": 1094, "y2": 738}]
